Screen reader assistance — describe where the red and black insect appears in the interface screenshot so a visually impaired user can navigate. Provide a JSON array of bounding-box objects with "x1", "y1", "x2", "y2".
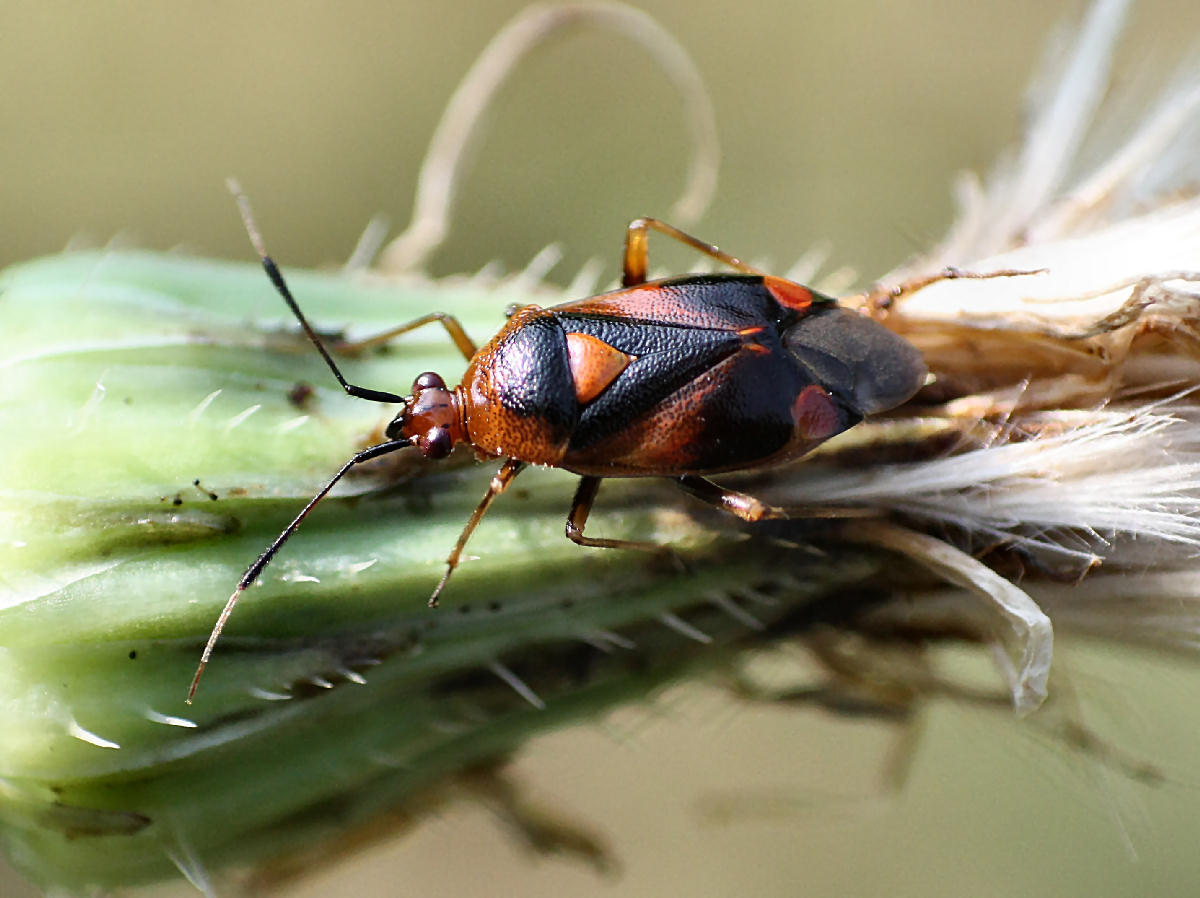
[{"x1": 188, "y1": 198, "x2": 927, "y2": 700}]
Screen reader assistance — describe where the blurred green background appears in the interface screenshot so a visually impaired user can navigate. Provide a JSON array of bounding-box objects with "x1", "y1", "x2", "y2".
[{"x1": 5, "y1": 1, "x2": 1200, "y2": 895}]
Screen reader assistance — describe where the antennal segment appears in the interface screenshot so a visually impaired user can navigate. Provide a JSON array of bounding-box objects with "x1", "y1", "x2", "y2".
[
  {"x1": 227, "y1": 178, "x2": 405, "y2": 405},
  {"x1": 187, "y1": 436, "x2": 413, "y2": 702}
]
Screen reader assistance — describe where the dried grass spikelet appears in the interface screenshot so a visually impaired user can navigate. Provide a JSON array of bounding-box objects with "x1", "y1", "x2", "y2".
[{"x1": 802, "y1": 0, "x2": 1200, "y2": 710}]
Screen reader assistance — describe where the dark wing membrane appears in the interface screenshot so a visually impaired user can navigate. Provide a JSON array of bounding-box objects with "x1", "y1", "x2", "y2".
[{"x1": 783, "y1": 306, "x2": 927, "y2": 416}]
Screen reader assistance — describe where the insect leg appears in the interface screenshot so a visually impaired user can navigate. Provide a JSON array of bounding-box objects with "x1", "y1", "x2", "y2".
[
  {"x1": 188, "y1": 437, "x2": 414, "y2": 702},
  {"x1": 864, "y1": 265, "x2": 1047, "y2": 312},
  {"x1": 335, "y1": 311, "x2": 478, "y2": 362},
  {"x1": 565, "y1": 476, "x2": 672, "y2": 551},
  {"x1": 674, "y1": 474, "x2": 788, "y2": 523},
  {"x1": 676, "y1": 475, "x2": 878, "y2": 522},
  {"x1": 229, "y1": 179, "x2": 405, "y2": 404},
  {"x1": 622, "y1": 217, "x2": 765, "y2": 287},
  {"x1": 429, "y1": 458, "x2": 527, "y2": 607}
]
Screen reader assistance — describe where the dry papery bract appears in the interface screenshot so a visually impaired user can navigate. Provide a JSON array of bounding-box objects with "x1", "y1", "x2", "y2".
[{"x1": 792, "y1": 0, "x2": 1200, "y2": 715}]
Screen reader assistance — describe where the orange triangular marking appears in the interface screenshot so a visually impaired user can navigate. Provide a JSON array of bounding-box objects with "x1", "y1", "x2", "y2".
[{"x1": 566, "y1": 333, "x2": 632, "y2": 404}]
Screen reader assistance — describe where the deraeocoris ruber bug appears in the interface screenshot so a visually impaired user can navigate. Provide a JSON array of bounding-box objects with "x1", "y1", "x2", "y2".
[{"x1": 187, "y1": 192, "x2": 927, "y2": 701}]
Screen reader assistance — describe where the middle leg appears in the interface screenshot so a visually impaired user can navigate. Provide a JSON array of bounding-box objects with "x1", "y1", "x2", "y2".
[{"x1": 565, "y1": 476, "x2": 673, "y2": 552}]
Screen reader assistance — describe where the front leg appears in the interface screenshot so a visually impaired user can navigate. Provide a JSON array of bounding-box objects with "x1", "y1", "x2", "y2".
[{"x1": 430, "y1": 458, "x2": 526, "y2": 606}]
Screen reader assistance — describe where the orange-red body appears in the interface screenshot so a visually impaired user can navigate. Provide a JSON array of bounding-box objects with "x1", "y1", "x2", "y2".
[{"x1": 389, "y1": 273, "x2": 926, "y2": 477}]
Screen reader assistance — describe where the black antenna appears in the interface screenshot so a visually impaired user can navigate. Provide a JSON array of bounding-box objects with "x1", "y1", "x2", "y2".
[
  {"x1": 227, "y1": 178, "x2": 405, "y2": 404},
  {"x1": 187, "y1": 437, "x2": 412, "y2": 703},
  {"x1": 188, "y1": 182, "x2": 418, "y2": 702}
]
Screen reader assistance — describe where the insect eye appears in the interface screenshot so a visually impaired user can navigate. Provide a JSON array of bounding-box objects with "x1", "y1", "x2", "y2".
[
  {"x1": 419, "y1": 426, "x2": 453, "y2": 459},
  {"x1": 413, "y1": 371, "x2": 446, "y2": 392}
]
